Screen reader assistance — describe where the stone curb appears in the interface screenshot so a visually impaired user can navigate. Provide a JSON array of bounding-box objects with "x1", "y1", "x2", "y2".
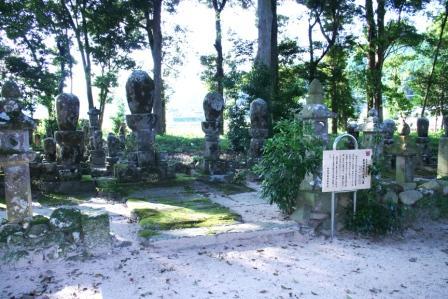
[{"x1": 141, "y1": 226, "x2": 303, "y2": 251}]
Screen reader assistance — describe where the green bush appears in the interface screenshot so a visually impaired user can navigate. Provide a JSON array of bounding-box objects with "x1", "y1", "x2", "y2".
[
  {"x1": 226, "y1": 100, "x2": 250, "y2": 153},
  {"x1": 255, "y1": 119, "x2": 323, "y2": 214},
  {"x1": 344, "y1": 187, "x2": 403, "y2": 236}
]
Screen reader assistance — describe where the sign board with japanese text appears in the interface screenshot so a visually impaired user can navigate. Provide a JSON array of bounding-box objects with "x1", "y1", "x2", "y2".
[{"x1": 322, "y1": 149, "x2": 372, "y2": 193}]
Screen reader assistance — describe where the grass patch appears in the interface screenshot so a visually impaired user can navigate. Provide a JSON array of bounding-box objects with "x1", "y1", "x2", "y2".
[{"x1": 138, "y1": 229, "x2": 160, "y2": 238}]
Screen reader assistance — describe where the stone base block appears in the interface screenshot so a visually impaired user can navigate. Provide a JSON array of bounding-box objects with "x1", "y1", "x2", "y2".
[
  {"x1": 36, "y1": 180, "x2": 95, "y2": 194},
  {"x1": 81, "y1": 211, "x2": 111, "y2": 249},
  {"x1": 114, "y1": 163, "x2": 141, "y2": 182},
  {"x1": 438, "y1": 137, "x2": 448, "y2": 179},
  {"x1": 396, "y1": 154, "x2": 415, "y2": 183},
  {"x1": 54, "y1": 130, "x2": 84, "y2": 166}
]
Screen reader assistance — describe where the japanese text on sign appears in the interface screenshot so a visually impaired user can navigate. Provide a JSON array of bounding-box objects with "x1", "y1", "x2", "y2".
[{"x1": 322, "y1": 149, "x2": 372, "y2": 192}]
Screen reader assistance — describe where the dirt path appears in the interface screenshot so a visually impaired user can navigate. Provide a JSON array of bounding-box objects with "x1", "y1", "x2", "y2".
[{"x1": 2, "y1": 219, "x2": 448, "y2": 299}]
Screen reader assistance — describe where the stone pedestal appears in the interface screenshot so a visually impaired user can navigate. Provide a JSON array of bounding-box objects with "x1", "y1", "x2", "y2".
[
  {"x1": 54, "y1": 131, "x2": 84, "y2": 166},
  {"x1": 396, "y1": 153, "x2": 415, "y2": 183},
  {"x1": 438, "y1": 137, "x2": 448, "y2": 179},
  {"x1": 202, "y1": 121, "x2": 220, "y2": 174},
  {"x1": 126, "y1": 113, "x2": 156, "y2": 167}
]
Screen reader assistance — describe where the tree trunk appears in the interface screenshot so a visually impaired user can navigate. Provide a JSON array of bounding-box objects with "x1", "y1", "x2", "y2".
[
  {"x1": 152, "y1": 0, "x2": 165, "y2": 134},
  {"x1": 365, "y1": 0, "x2": 376, "y2": 112},
  {"x1": 213, "y1": 0, "x2": 225, "y2": 134},
  {"x1": 256, "y1": 0, "x2": 274, "y2": 68},
  {"x1": 331, "y1": 79, "x2": 338, "y2": 134},
  {"x1": 256, "y1": 0, "x2": 277, "y2": 132}
]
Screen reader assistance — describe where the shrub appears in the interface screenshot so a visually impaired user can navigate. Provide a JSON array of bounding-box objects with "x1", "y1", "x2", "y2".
[
  {"x1": 226, "y1": 100, "x2": 250, "y2": 153},
  {"x1": 345, "y1": 194, "x2": 403, "y2": 236},
  {"x1": 255, "y1": 119, "x2": 323, "y2": 214}
]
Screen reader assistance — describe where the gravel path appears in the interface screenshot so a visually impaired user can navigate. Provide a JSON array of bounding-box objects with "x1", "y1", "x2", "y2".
[{"x1": 2, "y1": 219, "x2": 448, "y2": 299}]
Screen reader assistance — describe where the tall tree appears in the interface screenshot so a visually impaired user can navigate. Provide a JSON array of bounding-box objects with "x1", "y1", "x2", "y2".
[
  {"x1": 299, "y1": 0, "x2": 356, "y2": 82},
  {"x1": 128, "y1": 0, "x2": 169, "y2": 134},
  {"x1": 421, "y1": 1, "x2": 448, "y2": 117},
  {"x1": 321, "y1": 45, "x2": 356, "y2": 133},
  {"x1": 363, "y1": 0, "x2": 426, "y2": 121},
  {"x1": 0, "y1": 0, "x2": 66, "y2": 117},
  {"x1": 255, "y1": 0, "x2": 278, "y2": 100}
]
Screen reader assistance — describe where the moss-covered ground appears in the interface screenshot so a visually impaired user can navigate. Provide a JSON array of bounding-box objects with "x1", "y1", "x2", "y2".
[{"x1": 128, "y1": 196, "x2": 242, "y2": 239}]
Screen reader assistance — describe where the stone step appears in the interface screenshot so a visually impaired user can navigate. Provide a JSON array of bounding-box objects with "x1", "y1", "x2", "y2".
[{"x1": 140, "y1": 222, "x2": 302, "y2": 251}]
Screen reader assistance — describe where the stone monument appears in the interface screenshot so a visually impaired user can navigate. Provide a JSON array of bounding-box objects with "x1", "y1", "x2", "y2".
[
  {"x1": 88, "y1": 107, "x2": 106, "y2": 168},
  {"x1": 297, "y1": 79, "x2": 335, "y2": 146},
  {"x1": 383, "y1": 119, "x2": 396, "y2": 146},
  {"x1": 346, "y1": 121, "x2": 359, "y2": 149},
  {"x1": 438, "y1": 115, "x2": 448, "y2": 178},
  {"x1": 106, "y1": 132, "x2": 121, "y2": 171},
  {"x1": 359, "y1": 108, "x2": 383, "y2": 161},
  {"x1": 293, "y1": 79, "x2": 336, "y2": 231},
  {"x1": 0, "y1": 81, "x2": 35, "y2": 222},
  {"x1": 43, "y1": 137, "x2": 56, "y2": 162},
  {"x1": 125, "y1": 70, "x2": 157, "y2": 168},
  {"x1": 395, "y1": 120, "x2": 415, "y2": 183},
  {"x1": 201, "y1": 92, "x2": 224, "y2": 175},
  {"x1": 249, "y1": 98, "x2": 269, "y2": 159},
  {"x1": 54, "y1": 93, "x2": 84, "y2": 173},
  {"x1": 382, "y1": 119, "x2": 396, "y2": 170},
  {"x1": 416, "y1": 116, "x2": 431, "y2": 166}
]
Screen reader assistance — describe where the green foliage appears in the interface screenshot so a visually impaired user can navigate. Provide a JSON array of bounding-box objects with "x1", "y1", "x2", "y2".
[
  {"x1": 226, "y1": 99, "x2": 250, "y2": 153},
  {"x1": 155, "y1": 135, "x2": 229, "y2": 153},
  {"x1": 110, "y1": 100, "x2": 126, "y2": 134},
  {"x1": 38, "y1": 118, "x2": 58, "y2": 138},
  {"x1": 255, "y1": 119, "x2": 323, "y2": 214},
  {"x1": 345, "y1": 195, "x2": 403, "y2": 236}
]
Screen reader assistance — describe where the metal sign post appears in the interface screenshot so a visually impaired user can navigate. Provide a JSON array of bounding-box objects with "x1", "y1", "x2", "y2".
[{"x1": 322, "y1": 133, "x2": 372, "y2": 241}]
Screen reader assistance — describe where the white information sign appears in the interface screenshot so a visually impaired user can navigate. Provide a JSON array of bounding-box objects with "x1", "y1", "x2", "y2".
[{"x1": 322, "y1": 149, "x2": 372, "y2": 192}]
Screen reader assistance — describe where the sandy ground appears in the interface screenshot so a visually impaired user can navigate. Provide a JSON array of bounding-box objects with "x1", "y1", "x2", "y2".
[
  {"x1": 2, "y1": 182, "x2": 448, "y2": 299},
  {"x1": 1, "y1": 218, "x2": 448, "y2": 299}
]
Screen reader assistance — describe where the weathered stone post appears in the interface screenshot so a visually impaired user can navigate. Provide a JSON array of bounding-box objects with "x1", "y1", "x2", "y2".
[
  {"x1": 382, "y1": 119, "x2": 396, "y2": 170},
  {"x1": 54, "y1": 93, "x2": 84, "y2": 177},
  {"x1": 125, "y1": 70, "x2": 157, "y2": 167},
  {"x1": 438, "y1": 115, "x2": 448, "y2": 178},
  {"x1": 346, "y1": 121, "x2": 359, "y2": 149},
  {"x1": 395, "y1": 120, "x2": 415, "y2": 183},
  {"x1": 360, "y1": 108, "x2": 383, "y2": 162},
  {"x1": 88, "y1": 107, "x2": 106, "y2": 168},
  {"x1": 202, "y1": 92, "x2": 224, "y2": 175},
  {"x1": 0, "y1": 81, "x2": 36, "y2": 222},
  {"x1": 293, "y1": 79, "x2": 335, "y2": 228},
  {"x1": 249, "y1": 98, "x2": 269, "y2": 159},
  {"x1": 106, "y1": 133, "x2": 121, "y2": 170},
  {"x1": 416, "y1": 116, "x2": 431, "y2": 166}
]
